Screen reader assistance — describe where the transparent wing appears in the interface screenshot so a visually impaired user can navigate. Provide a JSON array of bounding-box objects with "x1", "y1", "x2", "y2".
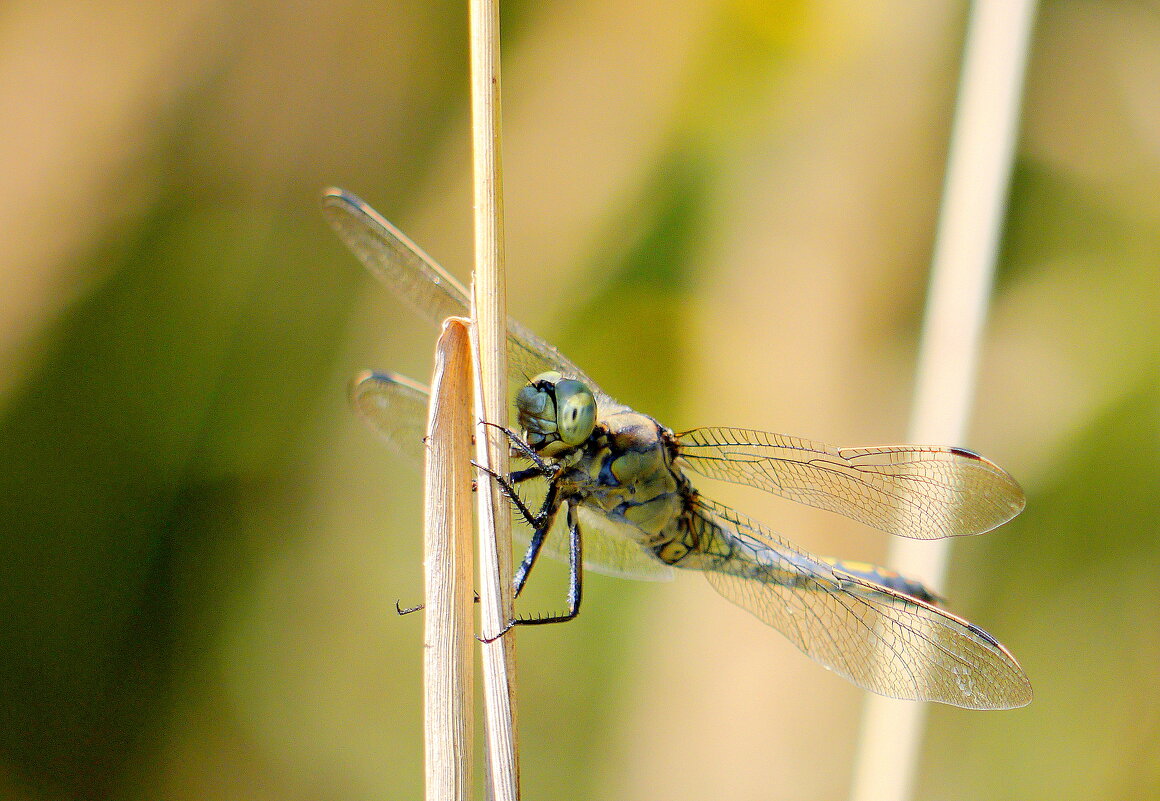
[
  {"x1": 349, "y1": 371, "x2": 671, "y2": 581},
  {"x1": 322, "y1": 188, "x2": 617, "y2": 409},
  {"x1": 689, "y1": 497, "x2": 1031, "y2": 709},
  {"x1": 572, "y1": 505, "x2": 674, "y2": 581},
  {"x1": 350, "y1": 371, "x2": 429, "y2": 466},
  {"x1": 677, "y1": 427, "x2": 1024, "y2": 539}
]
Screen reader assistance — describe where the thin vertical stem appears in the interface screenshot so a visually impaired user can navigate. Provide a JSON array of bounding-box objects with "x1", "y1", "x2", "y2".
[
  {"x1": 849, "y1": 2, "x2": 1037, "y2": 801},
  {"x1": 468, "y1": 0, "x2": 519, "y2": 799},
  {"x1": 423, "y1": 319, "x2": 475, "y2": 801}
]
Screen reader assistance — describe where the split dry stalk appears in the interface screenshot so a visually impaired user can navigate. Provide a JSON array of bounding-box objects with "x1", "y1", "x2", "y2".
[{"x1": 423, "y1": 319, "x2": 475, "y2": 801}]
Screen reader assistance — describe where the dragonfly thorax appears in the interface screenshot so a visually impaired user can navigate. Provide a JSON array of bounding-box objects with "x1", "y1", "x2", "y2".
[{"x1": 515, "y1": 371, "x2": 597, "y2": 457}]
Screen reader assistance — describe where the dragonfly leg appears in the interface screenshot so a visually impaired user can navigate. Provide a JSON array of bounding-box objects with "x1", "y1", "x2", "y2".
[
  {"x1": 408, "y1": 464, "x2": 563, "y2": 637},
  {"x1": 474, "y1": 459, "x2": 558, "y2": 532},
  {"x1": 509, "y1": 466, "x2": 546, "y2": 484},
  {"x1": 395, "y1": 592, "x2": 480, "y2": 617},
  {"x1": 511, "y1": 484, "x2": 561, "y2": 598},
  {"x1": 396, "y1": 599, "x2": 424, "y2": 616},
  {"x1": 513, "y1": 500, "x2": 584, "y2": 627},
  {"x1": 479, "y1": 420, "x2": 553, "y2": 474},
  {"x1": 480, "y1": 500, "x2": 584, "y2": 642}
]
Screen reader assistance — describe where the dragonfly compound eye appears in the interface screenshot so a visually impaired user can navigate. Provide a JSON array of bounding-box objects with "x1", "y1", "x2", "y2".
[
  {"x1": 553, "y1": 379, "x2": 596, "y2": 446},
  {"x1": 516, "y1": 384, "x2": 557, "y2": 435}
]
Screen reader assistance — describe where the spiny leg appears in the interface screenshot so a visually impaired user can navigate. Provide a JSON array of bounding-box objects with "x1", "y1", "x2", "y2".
[
  {"x1": 398, "y1": 464, "x2": 557, "y2": 618},
  {"x1": 513, "y1": 500, "x2": 583, "y2": 626},
  {"x1": 475, "y1": 487, "x2": 567, "y2": 643},
  {"x1": 483, "y1": 500, "x2": 584, "y2": 641},
  {"x1": 479, "y1": 420, "x2": 553, "y2": 474},
  {"x1": 477, "y1": 418, "x2": 557, "y2": 530},
  {"x1": 396, "y1": 593, "x2": 479, "y2": 616},
  {"x1": 511, "y1": 484, "x2": 562, "y2": 599},
  {"x1": 474, "y1": 459, "x2": 556, "y2": 531}
]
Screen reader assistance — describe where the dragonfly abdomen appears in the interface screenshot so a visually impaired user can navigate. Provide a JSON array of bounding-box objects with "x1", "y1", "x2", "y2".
[{"x1": 672, "y1": 502, "x2": 943, "y2": 605}]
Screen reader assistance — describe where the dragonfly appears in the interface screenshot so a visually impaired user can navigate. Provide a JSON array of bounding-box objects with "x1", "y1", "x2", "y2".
[{"x1": 323, "y1": 187, "x2": 1032, "y2": 710}]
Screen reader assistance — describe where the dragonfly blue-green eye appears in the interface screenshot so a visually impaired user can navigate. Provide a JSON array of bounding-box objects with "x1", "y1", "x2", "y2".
[
  {"x1": 515, "y1": 381, "x2": 557, "y2": 451},
  {"x1": 513, "y1": 372, "x2": 596, "y2": 455},
  {"x1": 326, "y1": 187, "x2": 1032, "y2": 711},
  {"x1": 546, "y1": 377, "x2": 596, "y2": 447}
]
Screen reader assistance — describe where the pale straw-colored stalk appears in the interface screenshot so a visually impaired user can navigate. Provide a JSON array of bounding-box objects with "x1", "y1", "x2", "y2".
[
  {"x1": 468, "y1": 0, "x2": 520, "y2": 798},
  {"x1": 423, "y1": 318, "x2": 476, "y2": 801},
  {"x1": 848, "y1": 3, "x2": 1038, "y2": 800}
]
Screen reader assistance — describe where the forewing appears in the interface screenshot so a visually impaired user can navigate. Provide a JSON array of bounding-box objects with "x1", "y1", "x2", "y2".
[
  {"x1": 678, "y1": 427, "x2": 1024, "y2": 539},
  {"x1": 322, "y1": 189, "x2": 470, "y2": 326},
  {"x1": 322, "y1": 188, "x2": 612, "y2": 406},
  {"x1": 691, "y1": 497, "x2": 1032, "y2": 709}
]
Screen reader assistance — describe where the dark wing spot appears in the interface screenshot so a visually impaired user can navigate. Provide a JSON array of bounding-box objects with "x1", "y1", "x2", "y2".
[
  {"x1": 965, "y1": 620, "x2": 1003, "y2": 648},
  {"x1": 949, "y1": 446, "x2": 984, "y2": 460}
]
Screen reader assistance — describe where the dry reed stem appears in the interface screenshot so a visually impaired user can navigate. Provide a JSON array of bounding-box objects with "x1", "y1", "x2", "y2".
[
  {"x1": 423, "y1": 318, "x2": 476, "y2": 801},
  {"x1": 468, "y1": 0, "x2": 520, "y2": 798}
]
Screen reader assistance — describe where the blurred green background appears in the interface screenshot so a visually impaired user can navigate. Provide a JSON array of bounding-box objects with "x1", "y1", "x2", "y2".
[{"x1": 1, "y1": 1, "x2": 1157, "y2": 799}]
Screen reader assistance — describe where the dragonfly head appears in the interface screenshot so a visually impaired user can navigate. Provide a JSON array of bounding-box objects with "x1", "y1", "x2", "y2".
[{"x1": 515, "y1": 371, "x2": 597, "y2": 457}]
